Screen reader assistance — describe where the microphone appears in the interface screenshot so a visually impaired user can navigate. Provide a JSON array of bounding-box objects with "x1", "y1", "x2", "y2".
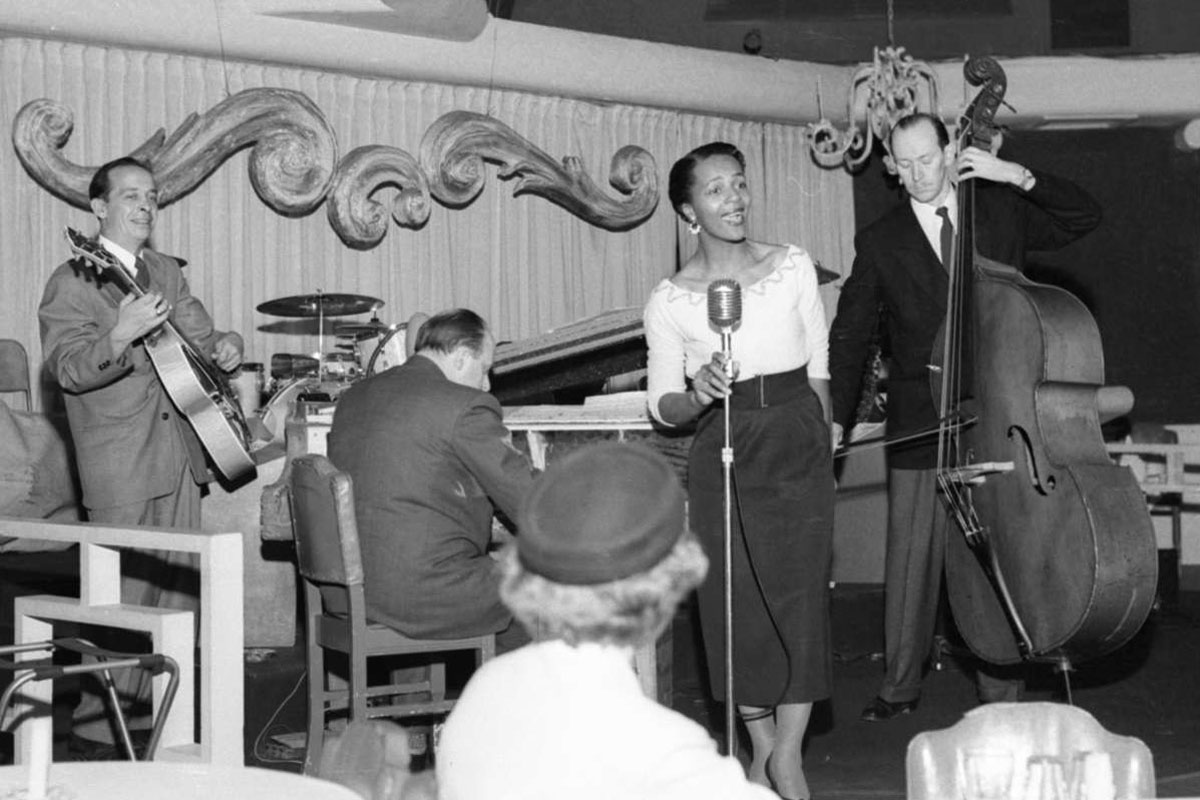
[
  {"x1": 707, "y1": 278, "x2": 742, "y2": 332},
  {"x1": 707, "y1": 279, "x2": 742, "y2": 380}
]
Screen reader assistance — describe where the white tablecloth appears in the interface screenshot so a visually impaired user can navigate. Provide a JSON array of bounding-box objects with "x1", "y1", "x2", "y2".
[{"x1": 0, "y1": 762, "x2": 359, "y2": 800}]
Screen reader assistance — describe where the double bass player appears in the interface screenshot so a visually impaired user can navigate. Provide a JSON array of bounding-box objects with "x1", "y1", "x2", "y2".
[{"x1": 828, "y1": 112, "x2": 1102, "y2": 721}]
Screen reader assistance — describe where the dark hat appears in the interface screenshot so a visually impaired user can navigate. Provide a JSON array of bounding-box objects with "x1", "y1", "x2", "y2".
[{"x1": 517, "y1": 442, "x2": 686, "y2": 585}]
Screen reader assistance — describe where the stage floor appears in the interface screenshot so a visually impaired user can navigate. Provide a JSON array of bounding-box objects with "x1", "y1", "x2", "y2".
[
  {"x1": 672, "y1": 584, "x2": 1200, "y2": 799},
  {"x1": 3, "y1": 550, "x2": 1198, "y2": 797}
]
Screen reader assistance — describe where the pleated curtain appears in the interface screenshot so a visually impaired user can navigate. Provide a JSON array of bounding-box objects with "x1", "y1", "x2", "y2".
[{"x1": 0, "y1": 36, "x2": 854, "y2": 409}]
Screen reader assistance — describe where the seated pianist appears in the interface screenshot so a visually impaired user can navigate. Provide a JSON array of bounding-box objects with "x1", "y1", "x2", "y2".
[
  {"x1": 326, "y1": 308, "x2": 537, "y2": 651},
  {"x1": 436, "y1": 442, "x2": 776, "y2": 800}
]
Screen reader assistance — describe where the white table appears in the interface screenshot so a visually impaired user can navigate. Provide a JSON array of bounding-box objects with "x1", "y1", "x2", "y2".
[{"x1": 0, "y1": 762, "x2": 360, "y2": 800}]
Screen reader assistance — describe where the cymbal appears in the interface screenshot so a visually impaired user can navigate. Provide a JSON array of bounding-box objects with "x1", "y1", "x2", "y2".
[
  {"x1": 334, "y1": 319, "x2": 391, "y2": 339},
  {"x1": 256, "y1": 293, "x2": 383, "y2": 318}
]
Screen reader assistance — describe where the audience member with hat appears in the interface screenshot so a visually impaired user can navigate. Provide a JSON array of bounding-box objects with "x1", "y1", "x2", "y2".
[{"x1": 436, "y1": 441, "x2": 776, "y2": 800}]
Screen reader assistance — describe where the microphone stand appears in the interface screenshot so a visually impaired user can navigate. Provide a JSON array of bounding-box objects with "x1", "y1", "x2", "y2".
[{"x1": 719, "y1": 324, "x2": 736, "y2": 757}]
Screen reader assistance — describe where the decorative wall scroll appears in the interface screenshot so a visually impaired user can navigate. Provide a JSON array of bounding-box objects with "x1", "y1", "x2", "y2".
[
  {"x1": 420, "y1": 111, "x2": 659, "y2": 232},
  {"x1": 13, "y1": 88, "x2": 337, "y2": 215},
  {"x1": 12, "y1": 87, "x2": 659, "y2": 249},
  {"x1": 327, "y1": 145, "x2": 431, "y2": 249}
]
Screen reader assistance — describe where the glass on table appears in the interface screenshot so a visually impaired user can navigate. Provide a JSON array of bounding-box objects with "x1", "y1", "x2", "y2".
[
  {"x1": 958, "y1": 747, "x2": 1015, "y2": 800},
  {"x1": 1022, "y1": 755, "x2": 1068, "y2": 800}
]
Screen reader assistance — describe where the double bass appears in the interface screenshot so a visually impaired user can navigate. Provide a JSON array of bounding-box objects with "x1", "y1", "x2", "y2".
[{"x1": 935, "y1": 56, "x2": 1157, "y2": 669}]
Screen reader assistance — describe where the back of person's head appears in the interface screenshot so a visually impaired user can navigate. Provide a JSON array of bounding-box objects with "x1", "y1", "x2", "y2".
[
  {"x1": 888, "y1": 112, "x2": 950, "y2": 151},
  {"x1": 500, "y1": 442, "x2": 708, "y2": 648},
  {"x1": 89, "y1": 156, "x2": 154, "y2": 202},
  {"x1": 667, "y1": 141, "x2": 746, "y2": 220},
  {"x1": 412, "y1": 308, "x2": 488, "y2": 356}
]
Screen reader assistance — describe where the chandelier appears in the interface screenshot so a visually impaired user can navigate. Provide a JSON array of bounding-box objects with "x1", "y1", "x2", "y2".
[{"x1": 804, "y1": 0, "x2": 939, "y2": 171}]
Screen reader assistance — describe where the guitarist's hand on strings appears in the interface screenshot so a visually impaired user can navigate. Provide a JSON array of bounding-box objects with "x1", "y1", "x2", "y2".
[
  {"x1": 110, "y1": 291, "x2": 171, "y2": 354},
  {"x1": 212, "y1": 332, "x2": 244, "y2": 372}
]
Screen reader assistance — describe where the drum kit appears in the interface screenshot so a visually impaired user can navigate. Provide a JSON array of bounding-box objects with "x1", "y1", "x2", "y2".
[{"x1": 236, "y1": 291, "x2": 416, "y2": 446}]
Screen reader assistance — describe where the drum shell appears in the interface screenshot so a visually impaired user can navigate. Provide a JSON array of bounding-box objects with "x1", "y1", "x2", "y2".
[{"x1": 367, "y1": 325, "x2": 408, "y2": 375}]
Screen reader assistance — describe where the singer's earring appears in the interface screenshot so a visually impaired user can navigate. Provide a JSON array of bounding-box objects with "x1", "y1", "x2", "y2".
[{"x1": 687, "y1": 219, "x2": 701, "y2": 235}]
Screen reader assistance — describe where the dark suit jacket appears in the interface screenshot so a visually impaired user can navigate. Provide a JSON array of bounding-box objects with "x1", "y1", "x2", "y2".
[
  {"x1": 829, "y1": 171, "x2": 1101, "y2": 469},
  {"x1": 327, "y1": 355, "x2": 536, "y2": 638},
  {"x1": 39, "y1": 247, "x2": 225, "y2": 509}
]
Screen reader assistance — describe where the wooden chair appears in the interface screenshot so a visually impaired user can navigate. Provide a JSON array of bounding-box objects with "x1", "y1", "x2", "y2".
[
  {"x1": 907, "y1": 701, "x2": 1155, "y2": 799},
  {"x1": 0, "y1": 339, "x2": 31, "y2": 410},
  {"x1": 287, "y1": 454, "x2": 495, "y2": 774}
]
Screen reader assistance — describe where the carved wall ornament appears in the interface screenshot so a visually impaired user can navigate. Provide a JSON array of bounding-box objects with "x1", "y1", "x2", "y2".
[
  {"x1": 13, "y1": 88, "x2": 338, "y2": 215},
  {"x1": 419, "y1": 110, "x2": 659, "y2": 231},
  {"x1": 12, "y1": 87, "x2": 660, "y2": 247},
  {"x1": 327, "y1": 144, "x2": 432, "y2": 250}
]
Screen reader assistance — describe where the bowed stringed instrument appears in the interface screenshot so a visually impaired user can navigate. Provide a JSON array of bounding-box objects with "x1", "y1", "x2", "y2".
[{"x1": 932, "y1": 57, "x2": 1156, "y2": 673}]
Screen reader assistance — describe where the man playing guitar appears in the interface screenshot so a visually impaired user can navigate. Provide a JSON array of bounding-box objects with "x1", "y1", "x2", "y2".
[{"x1": 38, "y1": 155, "x2": 244, "y2": 753}]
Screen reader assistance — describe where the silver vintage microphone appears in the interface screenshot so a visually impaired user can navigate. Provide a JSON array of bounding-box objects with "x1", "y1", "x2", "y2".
[
  {"x1": 707, "y1": 278, "x2": 742, "y2": 377},
  {"x1": 706, "y1": 277, "x2": 742, "y2": 757}
]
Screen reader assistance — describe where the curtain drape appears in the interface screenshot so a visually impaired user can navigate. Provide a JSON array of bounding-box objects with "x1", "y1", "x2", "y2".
[{"x1": 0, "y1": 36, "x2": 854, "y2": 410}]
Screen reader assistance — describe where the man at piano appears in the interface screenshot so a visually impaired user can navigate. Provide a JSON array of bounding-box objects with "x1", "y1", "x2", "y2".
[
  {"x1": 328, "y1": 308, "x2": 537, "y2": 651},
  {"x1": 38, "y1": 155, "x2": 244, "y2": 753}
]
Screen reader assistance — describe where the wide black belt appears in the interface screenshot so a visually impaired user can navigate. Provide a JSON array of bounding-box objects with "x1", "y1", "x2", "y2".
[{"x1": 725, "y1": 365, "x2": 808, "y2": 410}]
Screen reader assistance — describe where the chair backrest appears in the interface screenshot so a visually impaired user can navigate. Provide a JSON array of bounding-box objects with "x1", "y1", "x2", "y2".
[
  {"x1": 0, "y1": 339, "x2": 31, "y2": 410},
  {"x1": 287, "y1": 453, "x2": 365, "y2": 590},
  {"x1": 907, "y1": 702, "x2": 1155, "y2": 799}
]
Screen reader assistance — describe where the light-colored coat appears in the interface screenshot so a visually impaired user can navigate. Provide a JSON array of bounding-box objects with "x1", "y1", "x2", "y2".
[{"x1": 39, "y1": 247, "x2": 224, "y2": 510}]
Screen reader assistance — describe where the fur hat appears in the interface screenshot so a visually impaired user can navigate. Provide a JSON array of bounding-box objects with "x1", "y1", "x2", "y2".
[{"x1": 517, "y1": 442, "x2": 686, "y2": 585}]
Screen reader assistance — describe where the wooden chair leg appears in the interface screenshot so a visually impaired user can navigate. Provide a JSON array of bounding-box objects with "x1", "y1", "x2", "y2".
[
  {"x1": 304, "y1": 638, "x2": 325, "y2": 775},
  {"x1": 429, "y1": 662, "x2": 446, "y2": 702},
  {"x1": 350, "y1": 642, "x2": 370, "y2": 722}
]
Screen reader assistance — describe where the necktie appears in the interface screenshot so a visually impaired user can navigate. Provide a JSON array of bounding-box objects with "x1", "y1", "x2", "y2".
[
  {"x1": 133, "y1": 256, "x2": 151, "y2": 291},
  {"x1": 936, "y1": 206, "x2": 954, "y2": 271}
]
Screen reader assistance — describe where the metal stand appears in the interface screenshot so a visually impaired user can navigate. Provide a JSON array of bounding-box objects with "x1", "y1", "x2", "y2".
[
  {"x1": 315, "y1": 289, "x2": 326, "y2": 383},
  {"x1": 720, "y1": 331, "x2": 736, "y2": 757},
  {"x1": 0, "y1": 638, "x2": 181, "y2": 761}
]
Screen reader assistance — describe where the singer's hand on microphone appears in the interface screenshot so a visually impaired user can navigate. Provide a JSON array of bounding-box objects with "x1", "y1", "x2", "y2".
[
  {"x1": 713, "y1": 351, "x2": 740, "y2": 381},
  {"x1": 691, "y1": 353, "x2": 736, "y2": 407}
]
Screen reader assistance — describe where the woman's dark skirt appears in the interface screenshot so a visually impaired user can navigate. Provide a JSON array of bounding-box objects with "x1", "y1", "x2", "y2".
[{"x1": 689, "y1": 367, "x2": 835, "y2": 706}]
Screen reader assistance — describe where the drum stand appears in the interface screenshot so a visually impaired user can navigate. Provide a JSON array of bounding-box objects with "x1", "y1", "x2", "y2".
[{"x1": 315, "y1": 289, "x2": 327, "y2": 383}]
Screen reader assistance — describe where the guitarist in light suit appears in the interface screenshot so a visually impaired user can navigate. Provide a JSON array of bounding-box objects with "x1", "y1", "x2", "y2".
[
  {"x1": 827, "y1": 114, "x2": 1101, "y2": 722},
  {"x1": 38, "y1": 156, "x2": 244, "y2": 752}
]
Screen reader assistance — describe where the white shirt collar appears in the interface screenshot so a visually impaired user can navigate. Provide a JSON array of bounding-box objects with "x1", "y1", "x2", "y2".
[
  {"x1": 910, "y1": 188, "x2": 958, "y2": 227},
  {"x1": 97, "y1": 234, "x2": 139, "y2": 271}
]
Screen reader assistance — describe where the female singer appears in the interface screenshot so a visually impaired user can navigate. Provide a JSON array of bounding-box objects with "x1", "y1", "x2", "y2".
[{"x1": 643, "y1": 141, "x2": 834, "y2": 800}]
